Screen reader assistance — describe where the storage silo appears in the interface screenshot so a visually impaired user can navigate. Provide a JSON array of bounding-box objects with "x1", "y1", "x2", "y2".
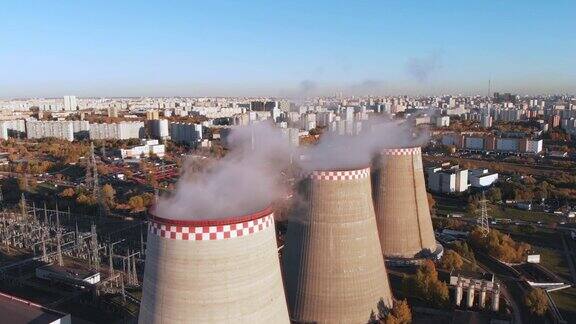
[
  {"x1": 283, "y1": 167, "x2": 393, "y2": 324},
  {"x1": 372, "y1": 147, "x2": 442, "y2": 262},
  {"x1": 139, "y1": 207, "x2": 290, "y2": 324}
]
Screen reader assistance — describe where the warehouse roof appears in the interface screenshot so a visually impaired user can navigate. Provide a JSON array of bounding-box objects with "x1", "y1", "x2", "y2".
[{"x1": 0, "y1": 291, "x2": 69, "y2": 323}]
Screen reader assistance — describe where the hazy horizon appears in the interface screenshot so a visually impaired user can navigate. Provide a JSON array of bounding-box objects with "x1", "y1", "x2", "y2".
[{"x1": 1, "y1": 1, "x2": 575, "y2": 98}]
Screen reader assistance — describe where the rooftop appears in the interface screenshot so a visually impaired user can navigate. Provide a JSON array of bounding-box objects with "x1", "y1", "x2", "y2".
[{"x1": 0, "y1": 291, "x2": 68, "y2": 324}]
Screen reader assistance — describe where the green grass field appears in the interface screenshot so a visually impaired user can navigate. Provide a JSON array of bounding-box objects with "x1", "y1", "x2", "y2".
[
  {"x1": 489, "y1": 206, "x2": 559, "y2": 224},
  {"x1": 532, "y1": 246, "x2": 571, "y2": 282},
  {"x1": 550, "y1": 288, "x2": 576, "y2": 323}
]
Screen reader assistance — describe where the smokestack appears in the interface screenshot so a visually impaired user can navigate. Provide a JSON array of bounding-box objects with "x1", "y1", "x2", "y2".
[
  {"x1": 372, "y1": 147, "x2": 441, "y2": 261},
  {"x1": 283, "y1": 167, "x2": 393, "y2": 323},
  {"x1": 139, "y1": 207, "x2": 289, "y2": 323}
]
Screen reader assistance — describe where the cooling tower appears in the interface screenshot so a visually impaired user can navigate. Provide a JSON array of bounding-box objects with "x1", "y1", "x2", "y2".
[
  {"x1": 372, "y1": 147, "x2": 441, "y2": 261},
  {"x1": 283, "y1": 167, "x2": 393, "y2": 324},
  {"x1": 139, "y1": 207, "x2": 290, "y2": 324}
]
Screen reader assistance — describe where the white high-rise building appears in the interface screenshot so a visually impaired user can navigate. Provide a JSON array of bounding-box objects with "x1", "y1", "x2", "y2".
[
  {"x1": 63, "y1": 96, "x2": 77, "y2": 111},
  {"x1": 89, "y1": 122, "x2": 144, "y2": 140},
  {"x1": 26, "y1": 120, "x2": 74, "y2": 141},
  {"x1": 169, "y1": 122, "x2": 203, "y2": 146},
  {"x1": 149, "y1": 119, "x2": 170, "y2": 139},
  {"x1": 0, "y1": 120, "x2": 26, "y2": 139}
]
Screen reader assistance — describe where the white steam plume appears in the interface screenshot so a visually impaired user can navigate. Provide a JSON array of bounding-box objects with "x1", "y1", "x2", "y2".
[
  {"x1": 155, "y1": 116, "x2": 428, "y2": 220},
  {"x1": 154, "y1": 122, "x2": 293, "y2": 220},
  {"x1": 301, "y1": 117, "x2": 429, "y2": 171}
]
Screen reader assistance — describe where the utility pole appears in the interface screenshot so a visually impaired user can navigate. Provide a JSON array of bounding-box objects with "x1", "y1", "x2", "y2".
[
  {"x1": 55, "y1": 204, "x2": 64, "y2": 266},
  {"x1": 140, "y1": 224, "x2": 145, "y2": 256},
  {"x1": 131, "y1": 254, "x2": 138, "y2": 285},
  {"x1": 108, "y1": 239, "x2": 124, "y2": 275},
  {"x1": 126, "y1": 250, "x2": 132, "y2": 284},
  {"x1": 41, "y1": 222, "x2": 47, "y2": 262},
  {"x1": 109, "y1": 243, "x2": 114, "y2": 275},
  {"x1": 90, "y1": 224, "x2": 100, "y2": 269},
  {"x1": 19, "y1": 193, "x2": 26, "y2": 221},
  {"x1": 43, "y1": 203, "x2": 49, "y2": 225}
]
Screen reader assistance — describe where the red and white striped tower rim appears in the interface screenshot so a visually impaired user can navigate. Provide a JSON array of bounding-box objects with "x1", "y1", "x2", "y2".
[
  {"x1": 380, "y1": 146, "x2": 421, "y2": 156},
  {"x1": 148, "y1": 207, "x2": 274, "y2": 241},
  {"x1": 309, "y1": 166, "x2": 371, "y2": 181}
]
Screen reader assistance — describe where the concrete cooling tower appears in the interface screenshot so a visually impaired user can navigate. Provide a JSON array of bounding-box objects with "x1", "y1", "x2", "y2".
[
  {"x1": 139, "y1": 207, "x2": 290, "y2": 324},
  {"x1": 372, "y1": 147, "x2": 443, "y2": 263},
  {"x1": 283, "y1": 167, "x2": 393, "y2": 324}
]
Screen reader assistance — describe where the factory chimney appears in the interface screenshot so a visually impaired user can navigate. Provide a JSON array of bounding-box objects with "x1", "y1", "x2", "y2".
[
  {"x1": 283, "y1": 167, "x2": 393, "y2": 323},
  {"x1": 372, "y1": 147, "x2": 441, "y2": 262},
  {"x1": 139, "y1": 207, "x2": 289, "y2": 323}
]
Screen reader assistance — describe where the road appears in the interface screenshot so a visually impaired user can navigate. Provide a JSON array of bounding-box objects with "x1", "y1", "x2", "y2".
[
  {"x1": 560, "y1": 233, "x2": 576, "y2": 285},
  {"x1": 474, "y1": 251, "x2": 528, "y2": 324}
]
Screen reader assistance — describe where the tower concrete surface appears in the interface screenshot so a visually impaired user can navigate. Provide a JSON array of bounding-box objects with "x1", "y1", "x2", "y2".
[
  {"x1": 283, "y1": 167, "x2": 393, "y2": 324},
  {"x1": 139, "y1": 207, "x2": 289, "y2": 324},
  {"x1": 372, "y1": 147, "x2": 441, "y2": 261}
]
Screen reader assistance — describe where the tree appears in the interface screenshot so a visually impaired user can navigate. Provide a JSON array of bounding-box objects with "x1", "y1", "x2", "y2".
[
  {"x1": 412, "y1": 260, "x2": 449, "y2": 308},
  {"x1": 383, "y1": 316, "x2": 399, "y2": 324},
  {"x1": 438, "y1": 250, "x2": 464, "y2": 271},
  {"x1": 368, "y1": 310, "x2": 379, "y2": 324},
  {"x1": 524, "y1": 288, "x2": 548, "y2": 316},
  {"x1": 128, "y1": 195, "x2": 145, "y2": 211},
  {"x1": 377, "y1": 298, "x2": 389, "y2": 320},
  {"x1": 421, "y1": 260, "x2": 438, "y2": 279},
  {"x1": 486, "y1": 187, "x2": 502, "y2": 203},
  {"x1": 391, "y1": 299, "x2": 412, "y2": 324},
  {"x1": 60, "y1": 188, "x2": 76, "y2": 198},
  {"x1": 17, "y1": 176, "x2": 28, "y2": 192},
  {"x1": 76, "y1": 193, "x2": 93, "y2": 205},
  {"x1": 428, "y1": 279, "x2": 449, "y2": 307},
  {"x1": 466, "y1": 201, "x2": 478, "y2": 215},
  {"x1": 453, "y1": 241, "x2": 475, "y2": 261},
  {"x1": 102, "y1": 184, "x2": 116, "y2": 207},
  {"x1": 427, "y1": 193, "x2": 436, "y2": 210},
  {"x1": 469, "y1": 227, "x2": 531, "y2": 263}
]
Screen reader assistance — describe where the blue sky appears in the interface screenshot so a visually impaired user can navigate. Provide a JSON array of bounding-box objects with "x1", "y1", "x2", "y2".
[{"x1": 1, "y1": 0, "x2": 575, "y2": 97}]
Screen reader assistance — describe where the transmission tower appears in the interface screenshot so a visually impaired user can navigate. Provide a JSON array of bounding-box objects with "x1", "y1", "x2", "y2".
[
  {"x1": 89, "y1": 142, "x2": 107, "y2": 217},
  {"x1": 478, "y1": 191, "x2": 490, "y2": 237},
  {"x1": 90, "y1": 142, "x2": 100, "y2": 198}
]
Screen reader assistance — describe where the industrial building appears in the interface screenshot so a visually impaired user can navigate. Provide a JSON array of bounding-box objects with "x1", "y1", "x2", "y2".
[
  {"x1": 283, "y1": 167, "x2": 393, "y2": 323},
  {"x1": 0, "y1": 292, "x2": 71, "y2": 324},
  {"x1": 139, "y1": 207, "x2": 289, "y2": 323},
  {"x1": 468, "y1": 169, "x2": 499, "y2": 188},
  {"x1": 119, "y1": 139, "x2": 165, "y2": 159},
  {"x1": 26, "y1": 120, "x2": 75, "y2": 141},
  {"x1": 372, "y1": 147, "x2": 442, "y2": 261},
  {"x1": 36, "y1": 264, "x2": 101, "y2": 286},
  {"x1": 427, "y1": 164, "x2": 469, "y2": 193}
]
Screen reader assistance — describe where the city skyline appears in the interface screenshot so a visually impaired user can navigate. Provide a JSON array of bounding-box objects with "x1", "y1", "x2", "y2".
[{"x1": 1, "y1": 0, "x2": 575, "y2": 98}]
